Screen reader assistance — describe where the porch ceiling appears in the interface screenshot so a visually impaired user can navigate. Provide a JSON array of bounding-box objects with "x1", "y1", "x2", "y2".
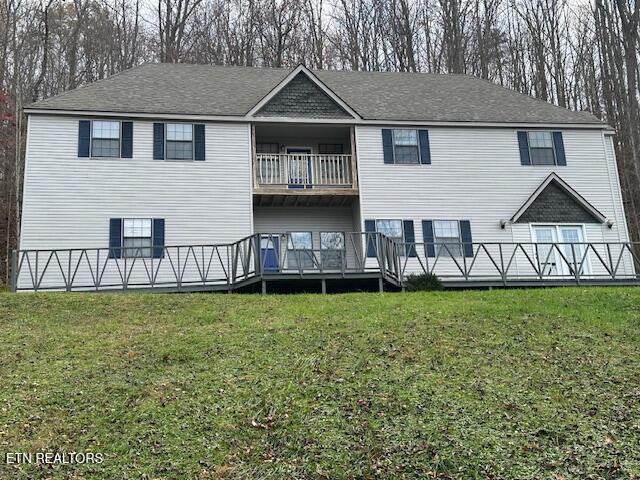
[{"x1": 253, "y1": 190, "x2": 358, "y2": 207}]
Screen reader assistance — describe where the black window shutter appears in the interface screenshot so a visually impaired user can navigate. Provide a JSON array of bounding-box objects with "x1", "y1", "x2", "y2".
[
  {"x1": 517, "y1": 131, "x2": 531, "y2": 165},
  {"x1": 403, "y1": 220, "x2": 416, "y2": 257},
  {"x1": 153, "y1": 123, "x2": 165, "y2": 160},
  {"x1": 418, "y1": 130, "x2": 431, "y2": 164},
  {"x1": 459, "y1": 220, "x2": 473, "y2": 258},
  {"x1": 152, "y1": 218, "x2": 165, "y2": 258},
  {"x1": 422, "y1": 220, "x2": 435, "y2": 257},
  {"x1": 364, "y1": 220, "x2": 377, "y2": 257},
  {"x1": 108, "y1": 218, "x2": 122, "y2": 259},
  {"x1": 78, "y1": 120, "x2": 91, "y2": 157},
  {"x1": 194, "y1": 124, "x2": 205, "y2": 161},
  {"x1": 553, "y1": 131, "x2": 566, "y2": 166},
  {"x1": 382, "y1": 129, "x2": 394, "y2": 164},
  {"x1": 121, "y1": 121, "x2": 133, "y2": 158}
]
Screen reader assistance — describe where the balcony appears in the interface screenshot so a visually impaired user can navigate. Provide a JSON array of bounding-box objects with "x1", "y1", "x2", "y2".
[
  {"x1": 252, "y1": 123, "x2": 358, "y2": 206},
  {"x1": 255, "y1": 153, "x2": 354, "y2": 189}
]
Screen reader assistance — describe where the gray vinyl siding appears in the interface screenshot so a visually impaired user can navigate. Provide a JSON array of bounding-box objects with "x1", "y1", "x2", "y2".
[
  {"x1": 17, "y1": 115, "x2": 633, "y2": 289},
  {"x1": 19, "y1": 115, "x2": 253, "y2": 289},
  {"x1": 355, "y1": 125, "x2": 634, "y2": 277},
  {"x1": 253, "y1": 206, "x2": 360, "y2": 268}
]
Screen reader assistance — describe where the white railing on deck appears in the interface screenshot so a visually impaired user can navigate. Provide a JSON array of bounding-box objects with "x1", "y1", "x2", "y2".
[{"x1": 256, "y1": 153, "x2": 353, "y2": 187}]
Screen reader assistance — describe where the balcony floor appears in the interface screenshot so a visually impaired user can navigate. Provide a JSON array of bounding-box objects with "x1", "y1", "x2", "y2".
[{"x1": 253, "y1": 188, "x2": 359, "y2": 207}]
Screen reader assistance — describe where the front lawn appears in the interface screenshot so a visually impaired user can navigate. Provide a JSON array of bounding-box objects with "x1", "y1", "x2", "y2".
[{"x1": 0, "y1": 288, "x2": 639, "y2": 479}]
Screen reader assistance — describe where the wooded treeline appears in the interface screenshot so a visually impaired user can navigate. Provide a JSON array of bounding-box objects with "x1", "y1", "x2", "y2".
[{"x1": 1, "y1": 0, "x2": 639, "y2": 283}]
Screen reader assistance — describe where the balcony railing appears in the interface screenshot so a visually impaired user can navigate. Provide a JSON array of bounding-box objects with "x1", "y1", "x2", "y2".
[{"x1": 255, "y1": 153, "x2": 354, "y2": 188}]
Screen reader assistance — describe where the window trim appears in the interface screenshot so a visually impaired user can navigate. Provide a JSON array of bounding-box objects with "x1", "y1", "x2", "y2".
[
  {"x1": 165, "y1": 122, "x2": 195, "y2": 161},
  {"x1": 122, "y1": 217, "x2": 153, "y2": 258},
  {"x1": 90, "y1": 119, "x2": 121, "y2": 158},
  {"x1": 432, "y1": 219, "x2": 463, "y2": 258},
  {"x1": 391, "y1": 128, "x2": 421, "y2": 165},
  {"x1": 527, "y1": 131, "x2": 557, "y2": 166}
]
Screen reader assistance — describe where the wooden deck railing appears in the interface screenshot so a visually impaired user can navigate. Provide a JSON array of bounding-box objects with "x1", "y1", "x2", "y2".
[
  {"x1": 255, "y1": 153, "x2": 353, "y2": 188},
  {"x1": 10, "y1": 234, "x2": 640, "y2": 292}
]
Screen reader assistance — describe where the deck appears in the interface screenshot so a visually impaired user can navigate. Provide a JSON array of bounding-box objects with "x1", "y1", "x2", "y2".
[{"x1": 10, "y1": 233, "x2": 640, "y2": 293}]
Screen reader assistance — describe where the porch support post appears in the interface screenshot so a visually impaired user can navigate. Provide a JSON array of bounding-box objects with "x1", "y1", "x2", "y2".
[
  {"x1": 10, "y1": 250, "x2": 17, "y2": 292},
  {"x1": 321, "y1": 278, "x2": 327, "y2": 294},
  {"x1": 350, "y1": 126, "x2": 358, "y2": 190},
  {"x1": 251, "y1": 123, "x2": 258, "y2": 189}
]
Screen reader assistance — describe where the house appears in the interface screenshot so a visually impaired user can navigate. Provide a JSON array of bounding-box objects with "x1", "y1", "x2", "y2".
[{"x1": 14, "y1": 63, "x2": 636, "y2": 292}]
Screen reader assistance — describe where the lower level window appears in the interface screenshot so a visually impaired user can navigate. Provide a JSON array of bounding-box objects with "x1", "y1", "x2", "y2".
[
  {"x1": 433, "y1": 220, "x2": 462, "y2": 257},
  {"x1": 375, "y1": 220, "x2": 403, "y2": 241},
  {"x1": 123, "y1": 218, "x2": 152, "y2": 257},
  {"x1": 320, "y1": 232, "x2": 345, "y2": 269},
  {"x1": 287, "y1": 231, "x2": 313, "y2": 269}
]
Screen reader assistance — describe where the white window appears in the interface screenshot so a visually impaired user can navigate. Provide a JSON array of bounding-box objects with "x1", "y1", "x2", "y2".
[
  {"x1": 287, "y1": 232, "x2": 314, "y2": 269},
  {"x1": 123, "y1": 218, "x2": 152, "y2": 258},
  {"x1": 166, "y1": 123, "x2": 193, "y2": 160},
  {"x1": 528, "y1": 132, "x2": 556, "y2": 165},
  {"x1": 392, "y1": 129, "x2": 420, "y2": 164},
  {"x1": 91, "y1": 120, "x2": 120, "y2": 157},
  {"x1": 433, "y1": 220, "x2": 462, "y2": 257},
  {"x1": 320, "y1": 232, "x2": 345, "y2": 269},
  {"x1": 532, "y1": 225, "x2": 589, "y2": 275},
  {"x1": 375, "y1": 219, "x2": 403, "y2": 241}
]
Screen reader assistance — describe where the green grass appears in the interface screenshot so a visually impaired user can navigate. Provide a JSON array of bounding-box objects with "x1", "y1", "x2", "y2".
[{"x1": 0, "y1": 288, "x2": 639, "y2": 479}]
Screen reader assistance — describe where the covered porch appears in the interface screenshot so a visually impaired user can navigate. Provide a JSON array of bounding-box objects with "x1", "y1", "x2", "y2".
[{"x1": 252, "y1": 123, "x2": 358, "y2": 203}]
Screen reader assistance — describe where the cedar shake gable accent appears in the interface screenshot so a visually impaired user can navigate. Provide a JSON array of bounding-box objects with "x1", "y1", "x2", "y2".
[
  {"x1": 511, "y1": 173, "x2": 607, "y2": 224},
  {"x1": 255, "y1": 72, "x2": 353, "y2": 119}
]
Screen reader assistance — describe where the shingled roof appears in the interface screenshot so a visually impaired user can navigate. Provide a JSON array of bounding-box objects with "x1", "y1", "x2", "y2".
[{"x1": 27, "y1": 63, "x2": 604, "y2": 125}]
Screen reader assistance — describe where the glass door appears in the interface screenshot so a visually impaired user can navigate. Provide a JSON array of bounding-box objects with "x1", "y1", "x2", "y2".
[
  {"x1": 532, "y1": 226, "x2": 559, "y2": 276},
  {"x1": 286, "y1": 147, "x2": 312, "y2": 189},
  {"x1": 260, "y1": 235, "x2": 280, "y2": 272},
  {"x1": 558, "y1": 226, "x2": 590, "y2": 275}
]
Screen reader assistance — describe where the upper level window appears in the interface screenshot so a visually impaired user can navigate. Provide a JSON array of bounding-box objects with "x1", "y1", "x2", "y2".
[
  {"x1": 166, "y1": 124, "x2": 193, "y2": 160},
  {"x1": 123, "y1": 218, "x2": 152, "y2": 258},
  {"x1": 528, "y1": 132, "x2": 556, "y2": 165},
  {"x1": 433, "y1": 220, "x2": 462, "y2": 257},
  {"x1": 92, "y1": 120, "x2": 120, "y2": 157},
  {"x1": 393, "y1": 129, "x2": 419, "y2": 164},
  {"x1": 257, "y1": 143, "x2": 279, "y2": 154},
  {"x1": 318, "y1": 144, "x2": 344, "y2": 155}
]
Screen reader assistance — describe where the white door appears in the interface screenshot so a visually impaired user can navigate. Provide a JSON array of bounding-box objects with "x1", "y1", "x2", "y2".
[
  {"x1": 558, "y1": 226, "x2": 590, "y2": 275},
  {"x1": 532, "y1": 226, "x2": 559, "y2": 275}
]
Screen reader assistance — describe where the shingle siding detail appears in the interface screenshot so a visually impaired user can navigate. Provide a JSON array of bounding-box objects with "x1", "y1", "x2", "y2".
[
  {"x1": 515, "y1": 181, "x2": 601, "y2": 223},
  {"x1": 255, "y1": 73, "x2": 353, "y2": 119}
]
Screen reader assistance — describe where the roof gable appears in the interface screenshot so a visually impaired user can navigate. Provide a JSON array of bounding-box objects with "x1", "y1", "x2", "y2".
[
  {"x1": 511, "y1": 173, "x2": 607, "y2": 224},
  {"x1": 249, "y1": 65, "x2": 359, "y2": 119}
]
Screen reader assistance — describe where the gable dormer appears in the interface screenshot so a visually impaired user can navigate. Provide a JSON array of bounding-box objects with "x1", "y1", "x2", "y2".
[
  {"x1": 511, "y1": 173, "x2": 607, "y2": 224},
  {"x1": 249, "y1": 65, "x2": 359, "y2": 120}
]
